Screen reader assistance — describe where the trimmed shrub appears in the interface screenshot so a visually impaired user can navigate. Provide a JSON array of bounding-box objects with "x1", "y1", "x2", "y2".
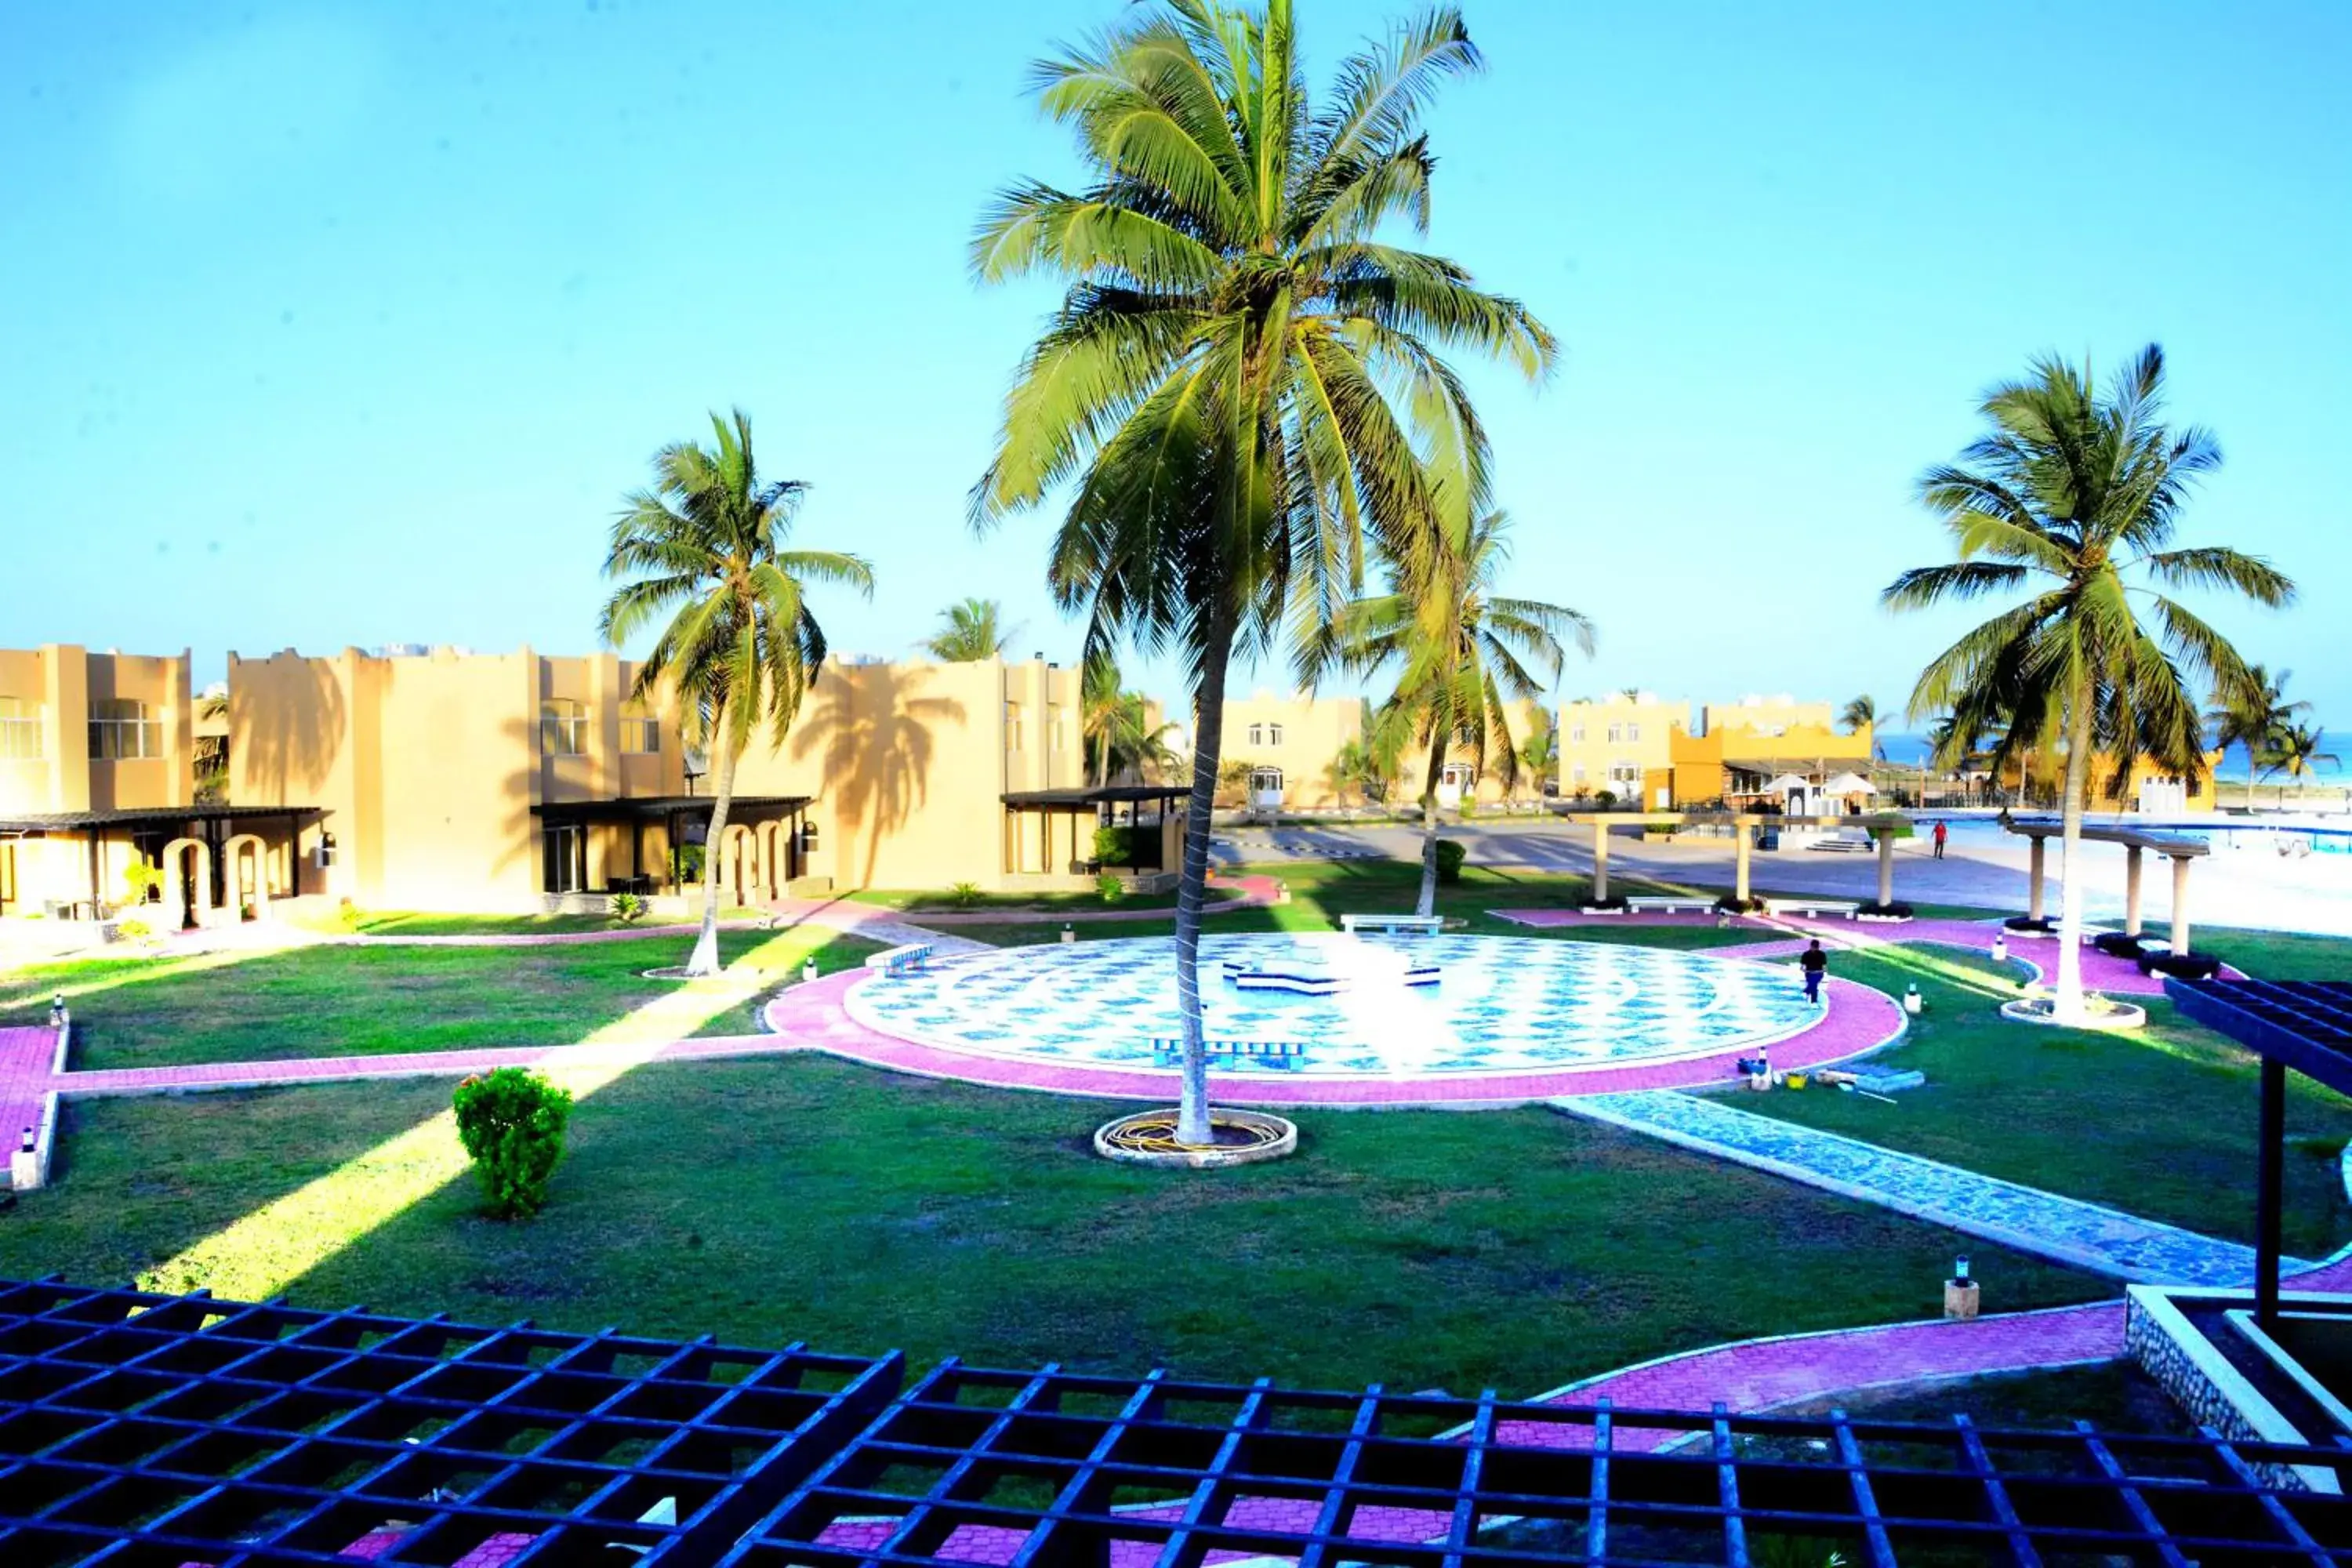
[
  {"x1": 1593, "y1": 789, "x2": 1618, "y2": 808},
  {"x1": 2141, "y1": 951, "x2": 2223, "y2": 981},
  {"x1": 948, "y1": 881, "x2": 984, "y2": 909},
  {"x1": 2002, "y1": 915, "x2": 2056, "y2": 934},
  {"x1": 1857, "y1": 900, "x2": 1914, "y2": 918},
  {"x1": 609, "y1": 892, "x2": 648, "y2": 924},
  {"x1": 1093, "y1": 826, "x2": 1149, "y2": 866},
  {"x1": 2091, "y1": 931, "x2": 2149, "y2": 959},
  {"x1": 1714, "y1": 894, "x2": 1762, "y2": 915},
  {"x1": 1583, "y1": 892, "x2": 1628, "y2": 912},
  {"x1": 114, "y1": 917, "x2": 153, "y2": 941},
  {"x1": 1434, "y1": 839, "x2": 1466, "y2": 884},
  {"x1": 453, "y1": 1069, "x2": 574, "y2": 1220},
  {"x1": 1096, "y1": 872, "x2": 1127, "y2": 904}
]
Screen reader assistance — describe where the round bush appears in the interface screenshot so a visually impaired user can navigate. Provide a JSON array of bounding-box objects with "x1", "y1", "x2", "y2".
[
  {"x1": 453, "y1": 1068, "x2": 574, "y2": 1220},
  {"x1": 2002, "y1": 915, "x2": 2057, "y2": 934},
  {"x1": 2140, "y1": 951, "x2": 2224, "y2": 981},
  {"x1": 1433, "y1": 839, "x2": 1467, "y2": 884}
]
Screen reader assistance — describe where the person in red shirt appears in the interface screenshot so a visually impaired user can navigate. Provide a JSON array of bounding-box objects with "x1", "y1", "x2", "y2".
[{"x1": 1933, "y1": 818, "x2": 1949, "y2": 859}]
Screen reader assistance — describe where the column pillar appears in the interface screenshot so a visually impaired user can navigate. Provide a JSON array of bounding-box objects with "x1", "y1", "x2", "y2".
[
  {"x1": 2123, "y1": 846, "x2": 2144, "y2": 937},
  {"x1": 2027, "y1": 836, "x2": 2047, "y2": 921},
  {"x1": 2169, "y1": 854, "x2": 2192, "y2": 955},
  {"x1": 1734, "y1": 820, "x2": 1752, "y2": 905},
  {"x1": 1875, "y1": 829, "x2": 1893, "y2": 907},
  {"x1": 1591, "y1": 818, "x2": 1610, "y2": 903}
]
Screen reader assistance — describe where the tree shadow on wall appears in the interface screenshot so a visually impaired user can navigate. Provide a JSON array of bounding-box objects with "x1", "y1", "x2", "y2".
[{"x1": 791, "y1": 667, "x2": 964, "y2": 887}]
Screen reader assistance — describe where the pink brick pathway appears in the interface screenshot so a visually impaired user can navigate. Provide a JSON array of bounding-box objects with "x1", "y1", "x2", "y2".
[
  {"x1": 0, "y1": 1024, "x2": 58, "y2": 1155},
  {"x1": 762, "y1": 969, "x2": 1905, "y2": 1107}
]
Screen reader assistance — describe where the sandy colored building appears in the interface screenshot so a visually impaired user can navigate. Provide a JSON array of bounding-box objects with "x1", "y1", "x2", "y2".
[
  {"x1": 0, "y1": 644, "x2": 303, "y2": 927},
  {"x1": 1559, "y1": 695, "x2": 1691, "y2": 804},
  {"x1": 1394, "y1": 697, "x2": 1555, "y2": 808},
  {"x1": 1215, "y1": 691, "x2": 1367, "y2": 811},
  {"x1": 227, "y1": 647, "x2": 1181, "y2": 914}
]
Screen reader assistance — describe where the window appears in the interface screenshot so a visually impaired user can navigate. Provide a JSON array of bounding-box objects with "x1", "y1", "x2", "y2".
[
  {"x1": 1569, "y1": 724, "x2": 1584, "y2": 744},
  {"x1": 540, "y1": 699, "x2": 586, "y2": 755},
  {"x1": 1267, "y1": 723, "x2": 1283, "y2": 746},
  {"x1": 88, "y1": 699, "x2": 161, "y2": 760},
  {"x1": 620, "y1": 708, "x2": 659, "y2": 753},
  {"x1": 543, "y1": 824, "x2": 584, "y2": 893},
  {"x1": 1572, "y1": 762, "x2": 1588, "y2": 784},
  {"x1": 1609, "y1": 760, "x2": 1642, "y2": 786},
  {"x1": 1247, "y1": 724, "x2": 1264, "y2": 746},
  {"x1": 0, "y1": 697, "x2": 40, "y2": 760},
  {"x1": 1626, "y1": 722, "x2": 1641, "y2": 743},
  {"x1": 1004, "y1": 701, "x2": 1024, "y2": 751},
  {"x1": 1048, "y1": 706, "x2": 1065, "y2": 751},
  {"x1": 1249, "y1": 766, "x2": 1283, "y2": 793},
  {"x1": 1606, "y1": 723, "x2": 1622, "y2": 743}
]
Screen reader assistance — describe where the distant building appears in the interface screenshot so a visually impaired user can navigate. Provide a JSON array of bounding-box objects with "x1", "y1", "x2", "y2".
[
  {"x1": 1558, "y1": 694, "x2": 1690, "y2": 806},
  {"x1": 1215, "y1": 691, "x2": 1367, "y2": 811}
]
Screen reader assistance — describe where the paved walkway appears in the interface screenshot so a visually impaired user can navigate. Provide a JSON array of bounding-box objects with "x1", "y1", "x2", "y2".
[{"x1": 1565, "y1": 1089, "x2": 2277, "y2": 1286}]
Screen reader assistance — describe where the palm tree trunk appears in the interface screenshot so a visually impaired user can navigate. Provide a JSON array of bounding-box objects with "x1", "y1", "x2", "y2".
[
  {"x1": 1171, "y1": 608, "x2": 1237, "y2": 1147},
  {"x1": 2051, "y1": 680, "x2": 2092, "y2": 1024},
  {"x1": 686, "y1": 729, "x2": 740, "y2": 978},
  {"x1": 1416, "y1": 735, "x2": 1448, "y2": 919}
]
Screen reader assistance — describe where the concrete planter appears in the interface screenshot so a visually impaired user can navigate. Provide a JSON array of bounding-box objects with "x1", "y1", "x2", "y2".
[
  {"x1": 2000, "y1": 996, "x2": 2147, "y2": 1030},
  {"x1": 1093, "y1": 1108, "x2": 1298, "y2": 1168}
]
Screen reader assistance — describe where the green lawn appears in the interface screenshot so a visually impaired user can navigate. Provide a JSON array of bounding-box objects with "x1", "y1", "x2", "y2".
[
  {"x1": 1739, "y1": 946, "x2": 2352, "y2": 1255},
  {"x1": 850, "y1": 887, "x2": 1189, "y2": 914},
  {"x1": 2, "y1": 926, "x2": 881, "y2": 1070},
  {"x1": 342, "y1": 906, "x2": 771, "y2": 936},
  {"x1": 0, "y1": 1058, "x2": 2107, "y2": 1394}
]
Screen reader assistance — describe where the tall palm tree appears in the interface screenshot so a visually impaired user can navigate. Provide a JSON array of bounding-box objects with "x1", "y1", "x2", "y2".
[
  {"x1": 1330, "y1": 500, "x2": 1590, "y2": 916},
  {"x1": 923, "y1": 597, "x2": 1020, "y2": 662},
  {"x1": 971, "y1": 0, "x2": 1552, "y2": 1143},
  {"x1": 2205, "y1": 662, "x2": 2308, "y2": 806},
  {"x1": 2263, "y1": 722, "x2": 2339, "y2": 808},
  {"x1": 1885, "y1": 347, "x2": 2292, "y2": 1019},
  {"x1": 1839, "y1": 695, "x2": 1876, "y2": 734},
  {"x1": 1324, "y1": 735, "x2": 1392, "y2": 811},
  {"x1": 601, "y1": 410, "x2": 873, "y2": 977},
  {"x1": 1517, "y1": 717, "x2": 1559, "y2": 805},
  {"x1": 1080, "y1": 654, "x2": 1178, "y2": 786}
]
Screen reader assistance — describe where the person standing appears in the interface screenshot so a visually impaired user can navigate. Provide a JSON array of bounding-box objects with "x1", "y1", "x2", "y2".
[
  {"x1": 1800, "y1": 939, "x2": 1829, "y2": 1005},
  {"x1": 1933, "y1": 818, "x2": 1949, "y2": 859}
]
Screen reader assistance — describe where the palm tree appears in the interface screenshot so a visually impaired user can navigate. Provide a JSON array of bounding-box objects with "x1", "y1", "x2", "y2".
[
  {"x1": 1330, "y1": 500, "x2": 1590, "y2": 915},
  {"x1": 1080, "y1": 655, "x2": 1179, "y2": 786},
  {"x1": 923, "y1": 597, "x2": 1019, "y2": 662},
  {"x1": 971, "y1": 0, "x2": 1552, "y2": 1143},
  {"x1": 601, "y1": 409, "x2": 873, "y2": 977},
  {"x1": 1516, "y1": 718, "x2": 1559, "y2": 806},
  {"x1": 1885, "y1": 347, "x2": 2292, "y2": 1019},
  {"x1": 2205, "y1": 662, "x2": 2308, "y2": 807},
  {"x1": 2262, "y1": 722, "x2": 2338, "y2": 808},
  {"x1": 1839, "y1": 695, "x2": 1876, "y2": 735}
]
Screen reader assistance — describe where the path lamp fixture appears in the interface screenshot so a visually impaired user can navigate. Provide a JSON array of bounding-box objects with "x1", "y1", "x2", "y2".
[
  {"x1": 1904, "y1": 984, "x2": 1922, "y2": 1016},
  {"x1": 802, "y1": 958, "x2": 819, "y2": 985},
  {"x1": 49, "y1": 993, "x2": 65, "y2": 1028},
  {"x1": 1061, "y1": 923, "x2": 1076, "y2": 944}
]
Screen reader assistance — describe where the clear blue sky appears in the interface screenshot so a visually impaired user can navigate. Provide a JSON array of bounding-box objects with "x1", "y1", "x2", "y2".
[{"x1": 5, "y1": 2, "x2": 2346, "y2": 731}]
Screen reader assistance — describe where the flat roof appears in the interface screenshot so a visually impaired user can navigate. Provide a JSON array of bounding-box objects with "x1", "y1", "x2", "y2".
[
  {"x1": 531, "y1": 793, "x2": 811, "y2": 825},
  {"x1": 2003, "y1": 815, "x2": 2210, "y2": 856},
  {"x1": 2169, "y1": 978, "x2": 2352, "y2": 1097},
  {"x1": 1001, "y1": 784, "x2": 1187, "y2": 808},
  {"x1": 0, "y1": 804, "x2": 318, "y2": 834}
]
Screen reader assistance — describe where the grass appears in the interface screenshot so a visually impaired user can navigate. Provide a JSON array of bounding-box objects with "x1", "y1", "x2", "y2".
[
  {"x1": 848, "y1": 887, "x2": 1189, "y2": 913},
  {"x1": 1739, "y1": 945, "x2": 2352, "y2": 1255},
  {"x1": 0, "y1": 1058, "x2": 2107, "y2": 1394},
  {"x1": 2, "y1": 926, "x2": 881, "y2": 1070}
]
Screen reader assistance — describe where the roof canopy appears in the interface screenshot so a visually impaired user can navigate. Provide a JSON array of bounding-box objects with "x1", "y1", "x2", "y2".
[
  {"x1": 530, "y1": 793, "x2": 809, "y2": 826},
  {"x1": 0, "y1": 804, "x2": 318, "y2": 835},
  {"x1": 2169, "y1": 978, "x2": 2352, "y2": 1097},
  {"x1": 1822, "y1": 771, "x2": 1877, "y2": 794},
  {"x1": 2004, "y1": 815, "x2": 2209, "y2": 857},
  {"x1": 1001, "y1": 784, "x2": 1187, "y2": 809}
]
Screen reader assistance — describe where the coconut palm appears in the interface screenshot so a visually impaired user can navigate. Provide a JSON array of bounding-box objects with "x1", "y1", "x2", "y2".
[
  {"x1": 1839, "y1": 695, "x2": 1876, "y2": 734},
  {"x1": 923, "y1": 597, "x2": 1020, "y2": 662},
  {"x1": 1081, "y1": 655, "x2": 1180, "y2": 786},
  {"x1": 2261, "y1": 722, "x2": 2339, "y2": 808},
  {"x1": 971, "y1": 0, "x2": 1553, "y2": 1142},
  {"x1": 1516, "y1": 717, "x2": 1559, "y2": 805},
  {"x1": 1884, "y1": 346, "x2": 2292, "y2": 1020},
  {"x1": 601, "y1": 409, "x2": 874, "y2": 977},
  {"x1": 1329, "y1": 500, "x2": 1591, "y2": 915},
  {"x1": 2205, "y1": 663, "x2": 2308, "y2": 806}
]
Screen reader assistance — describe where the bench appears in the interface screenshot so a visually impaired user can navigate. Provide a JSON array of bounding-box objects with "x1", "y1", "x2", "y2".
[
  {"x1": 1624, "y1": 896, "x2": 1715, "y2": 916},
  {"x1": 1339, "y1": 913, "x2": 1444, "y2": 937},
  {"x1": 865, "y1": 943, "x2": 935, "y2": 978},
  {"x1": 1149, "y1": 1036, "x2": 1309, "y2": 1071},
  {"x1": 1764, "y1": 897, "x2": 1861, "y2": 920}
]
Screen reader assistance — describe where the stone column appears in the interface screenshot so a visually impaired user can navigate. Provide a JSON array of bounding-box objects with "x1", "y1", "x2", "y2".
[
  {"x1": 1734, "y1": 820, "x2": 1752, "y2": 905},
  {"x1": 2170, "y1": 854, "x2": 2193, "y2": 955},
  {"x1": 2124, "y1": 846, "x2": 2144, "y2": 937},
  {"x1": 1876, "y1": 829, "x2": 1894, "y2": 907},
  {"x1": 2028, "y1": 835, "x2": 2047, "y2": 921},
  {"x1": 1592, "y1": 818, "x2": 1610, "y2": 903}
]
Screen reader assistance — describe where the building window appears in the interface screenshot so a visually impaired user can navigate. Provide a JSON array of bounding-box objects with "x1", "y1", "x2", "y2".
[
  {"x1": 1569, "y1": 724, "x2": 1584, "y2": 744},
  {"x1": 540, "y1": 699, "x2": 587, "y2": 756},
  {"x1": 1048, "y1": 706, "x2": 1065, "y2": 751},
  {"x1": 1609, "y1": 760, "x2": 1642, "y2": 786},
  {"x1": 1606, "y1": 723, "x2": 1622, "y2": 743},
  {"x1": 543, "y1": 824, "x2": 584, "y2": 893},
  {"x1": 88, "y1": 699, "x2": 161, "y2": 760},
  {"x1": 0, "y1": 697, "x2": 40, "y2": 760},
  {"x1": 1004, "y1": 701, "x2": 1024, "y2": 751},
  {"x1": 1267, "y1": 723, "x2": 1283, "y2": 746},
  {"x1": 1572, "y1": 762, "x2": 1587, "y2": 784},
  {"x1": 620, "y1": 709, "x2": 660, "y2": 753},
  {"x1": 1250, "y1": 766, "x2": 1283, "y2": 794},
  {"x1": 1626, "y1": 722, "x2": 1641, "y2": 743},
  {"x1": 1247, "y1": 724, "x2": 1264, "y2": 746}
]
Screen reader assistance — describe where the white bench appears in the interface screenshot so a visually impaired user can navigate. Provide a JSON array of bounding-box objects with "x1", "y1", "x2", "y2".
[
  {"x1": 1339, "y1": 913, "x2": 1444, "y2": 937},
  {"x1": 1624, "y1": 896, "x2": 1715, "y2": 916},
  {"x1": 1764, "y1": 898, "x2": 1861, "y2": 920},
  {"x1": 1149, "y1": 1036, "x2": 1309, "y2": 1071},
  {"x1": 865, "y1": 943, "x2": 935, "y2": 978}
]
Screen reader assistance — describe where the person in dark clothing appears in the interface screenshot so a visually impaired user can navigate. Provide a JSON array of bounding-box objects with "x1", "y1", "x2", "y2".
[
  {"x1": 1800, "y1": 939, "x2": 1828, "y2": 1004},
  {"x1": 1932, "y1": 819, "x2": 1948, "y2": 859}
]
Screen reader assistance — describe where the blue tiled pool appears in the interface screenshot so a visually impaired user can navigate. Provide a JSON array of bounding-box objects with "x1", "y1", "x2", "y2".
[{"x1": 843, "y1": 933, "x2": 1820, "y2": 1078}]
